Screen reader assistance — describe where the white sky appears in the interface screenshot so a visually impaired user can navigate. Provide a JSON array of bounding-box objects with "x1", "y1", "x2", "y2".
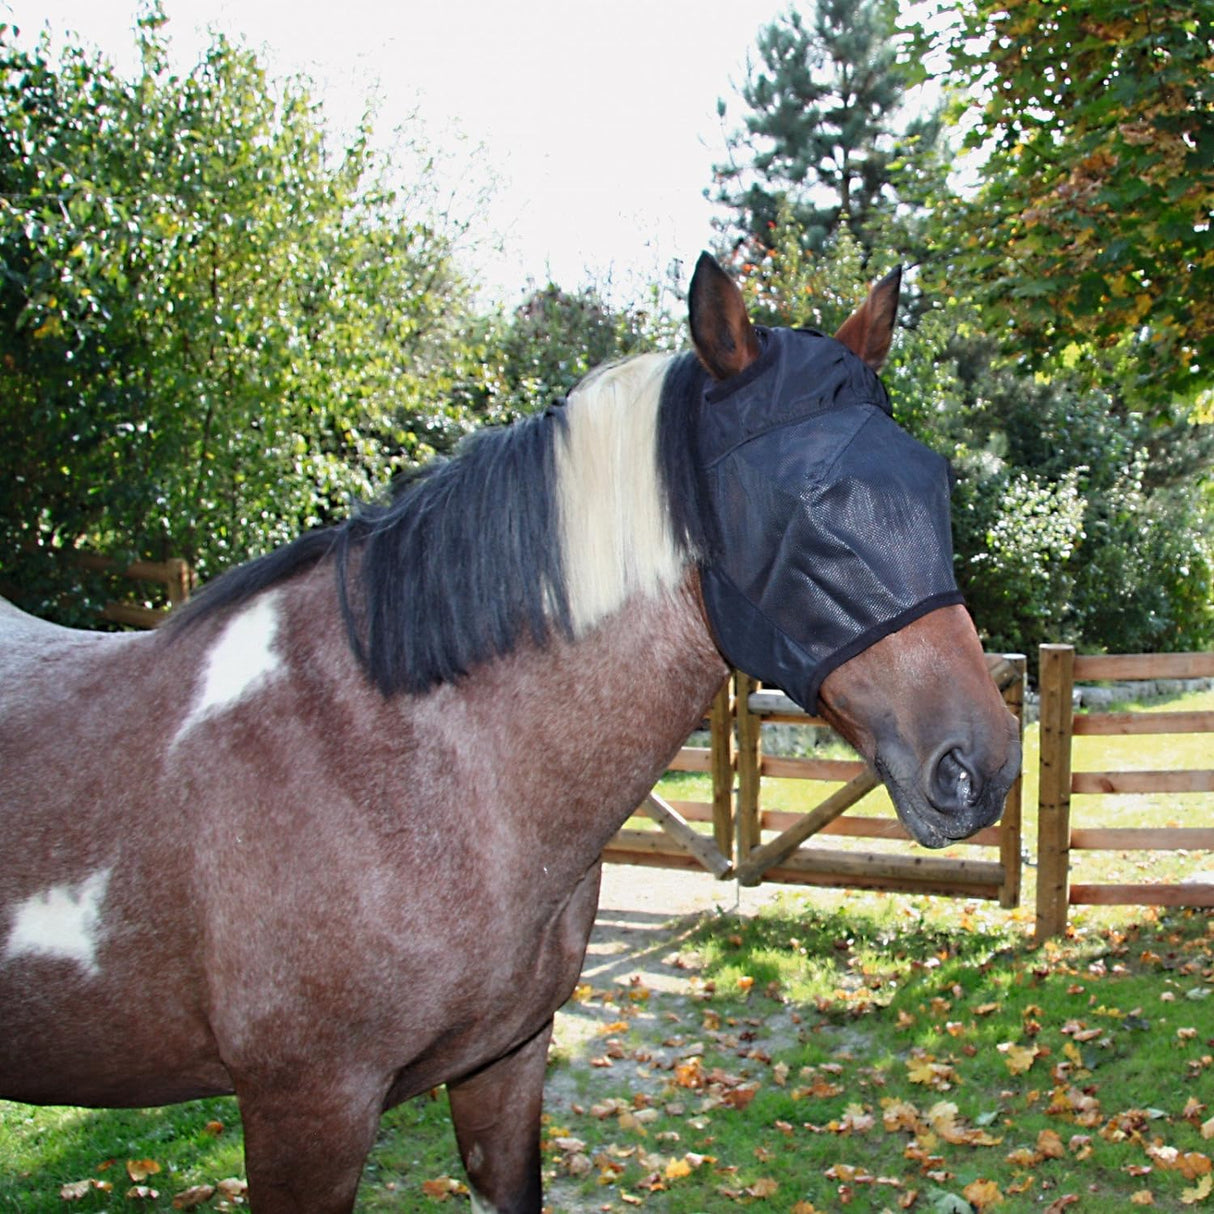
[{"x1": 3, "y1": 0, "x2": 789, "y2": 303}]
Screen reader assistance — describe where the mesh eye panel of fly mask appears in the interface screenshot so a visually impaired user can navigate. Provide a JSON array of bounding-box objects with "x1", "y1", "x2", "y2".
[{"x1": 697, "y1": 326, "x2": 965, "y2": 715}]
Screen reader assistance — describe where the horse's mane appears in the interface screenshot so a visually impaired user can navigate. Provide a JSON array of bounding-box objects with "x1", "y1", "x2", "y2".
[{"x1": 170, "y1": 351, "x2": 714, "y2": 696}]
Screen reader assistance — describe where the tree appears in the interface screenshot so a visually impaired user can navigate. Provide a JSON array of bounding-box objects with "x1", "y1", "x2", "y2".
[
  {"x1": 0, "y1": 12, "x2": 480, "y2": 623},
  {"x1": 921, "y1": 0, "x2": 1214, "y2": 409},
  {"x1": 457, "y1": 280, "x2": 674, "y2": 424},
  {"x1": 710, "y1": 0, "x2": 946, "y2": 259}
]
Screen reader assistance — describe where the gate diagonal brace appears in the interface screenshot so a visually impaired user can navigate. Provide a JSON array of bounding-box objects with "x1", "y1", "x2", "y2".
[
  {"x1": 642, "y1": 792, "x2": 734, "y2": 879},
  {"x1": 734, "y1": 768, "x2": 881, "y2": 887}
]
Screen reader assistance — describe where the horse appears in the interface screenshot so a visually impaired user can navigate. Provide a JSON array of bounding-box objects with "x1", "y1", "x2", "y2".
[{"x1": 0, "y1": 253, "x2": 1020, "y2": 1213}]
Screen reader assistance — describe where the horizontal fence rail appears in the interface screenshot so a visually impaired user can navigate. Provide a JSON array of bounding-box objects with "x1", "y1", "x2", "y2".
[{"x1": 1035, "y1": 644, "x2": 1214, "y2": 941}]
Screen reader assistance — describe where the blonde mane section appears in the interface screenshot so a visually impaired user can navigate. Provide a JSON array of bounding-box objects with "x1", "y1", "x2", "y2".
[{"x1": 555, "y1": 352, "x2": 689, "y2": 635}]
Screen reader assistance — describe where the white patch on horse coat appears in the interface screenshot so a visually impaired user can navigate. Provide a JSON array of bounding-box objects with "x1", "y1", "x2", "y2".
[
  {"x1": 468, "y1": 1188, "x2": 499, "y2": 1214},
  {"x1": 4, "y1": 867, "x2": 112, "y2": 975},
  {"x1": 174, "y1": 592, "x2": 285, "y2": 743},
  {"x1": 556, "y1": 354, "x2": 687, "y2": 634}
]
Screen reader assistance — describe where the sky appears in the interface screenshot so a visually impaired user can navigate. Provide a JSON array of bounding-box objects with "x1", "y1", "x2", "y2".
[{"x1": 2, "y1": 0, "x2": 791, "y2": 303}]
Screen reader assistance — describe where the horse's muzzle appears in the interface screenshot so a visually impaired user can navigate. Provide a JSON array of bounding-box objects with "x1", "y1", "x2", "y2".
[{"x1": 880, "y1": 728, "x2": 1021, "y2": 850}]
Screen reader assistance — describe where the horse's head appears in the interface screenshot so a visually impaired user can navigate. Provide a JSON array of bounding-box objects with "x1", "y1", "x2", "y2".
[{"x1": 687, "y1": 253, "x2": 1020, "y2": 848}]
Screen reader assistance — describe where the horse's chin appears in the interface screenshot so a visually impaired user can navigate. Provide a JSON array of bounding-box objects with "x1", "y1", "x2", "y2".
[{"x1": 876, "y1": 756, "x2": 1013, "y2": 851}]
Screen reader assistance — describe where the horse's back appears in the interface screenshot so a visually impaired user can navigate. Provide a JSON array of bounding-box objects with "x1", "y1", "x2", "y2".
[{"x1": 0, "y1": 595, "x2": 136, "y2": 671}]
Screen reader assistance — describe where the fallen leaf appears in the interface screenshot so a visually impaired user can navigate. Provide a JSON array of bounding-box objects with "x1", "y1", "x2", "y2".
[
  {"x1": 1005, "y1": 1147, "x2": 1040, "y2": 1168},
  {"x1": 125, "y1": 1186, "x2": 160, "y2": 1200},
  {"x1": 1131, "y1": 1192, "x2": 1156, "y2": 1206},
  {"x1": 126, "y1": 1160, "x2": 162, "y2": 1183},
  {"x1": 421, "y1": 1175, "x2": 467, "y2": 1201},
  {"x1": 746, "y1": 1177, "x2": 778, "y2": 1198},
  {"x1": 60, "y1": 1179, "x2": 113, "y2": 1200},
  {"x1": 883, "y1": 1098, "x2": 922, "y2": 1132},
  {"x1": 963, "y1": 1178, "x2": 1003, "y2": 1209},
  {"x1": 172, "y1": 1186, "x2": 216, "y2": 1210},
  {"x1": 1183, "y1": 1174, "x2": 1214, "y2": 1205},
  {"x1": 998, "y1": 1041, "x2": 1039, "y2": 1075},
  {"x1": 1037, "y1": 1128, "x2": 1066, "y2": 1158}
]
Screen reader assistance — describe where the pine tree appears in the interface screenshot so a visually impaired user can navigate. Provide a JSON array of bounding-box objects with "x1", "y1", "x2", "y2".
[{"x1": 711, "y1": 0, "x2": 942, "y2": 258}]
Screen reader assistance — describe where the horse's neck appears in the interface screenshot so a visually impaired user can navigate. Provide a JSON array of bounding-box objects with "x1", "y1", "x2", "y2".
[
  {"x1": 337, "y1": 571, "x2": 728, "y2": 866},
  {"x1": 445, "y1": 574, "x2": 728, "y2": 865}
]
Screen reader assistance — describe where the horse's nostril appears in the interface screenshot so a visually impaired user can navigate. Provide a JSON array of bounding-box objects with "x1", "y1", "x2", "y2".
[{"x1": 932, "y1": 747, "x2": 980, "y2": 811}]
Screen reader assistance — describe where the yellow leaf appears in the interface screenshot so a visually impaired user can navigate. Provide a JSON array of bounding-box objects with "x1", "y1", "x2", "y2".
[
  {"x1": 421, "y1": 1175, "x2": 467, "y2": 1201},
  {"x1": 1037, "y1": 1129, "x2": 1066, "y2": 1159},
  {"x1": 171, "y1": 1186, "x2": 217, "y2": 1211},
  {"x1": 126, "y1": 1161, "x2": 162, "y2": 1183},
  {"x1": 1202, "y1": 1116, "x2": 1214, "y2": 1140},
  {"x1": 1131, "y1": 1192, "x2": 1156, "y2": 1205},
  {"x1": 998, "y1": 1041, "x2": 1038, "y2": 1075},
  {"x1": 963, "y1": 1177, "x2": 1003, "y2": 1208},
  {"x1": 1006, "y1": 1147, "x2": 1040, "y2": 1168},
  {"x1": 883, "y1": 1099, "x2": 922, "y2": 1132},
  {"x1": 1182, "y1": 1174, "x2": 1214, "y2": 1205},
  {"x1": 665, "y1": 1157, "x2": 692, "y2": 1180}
]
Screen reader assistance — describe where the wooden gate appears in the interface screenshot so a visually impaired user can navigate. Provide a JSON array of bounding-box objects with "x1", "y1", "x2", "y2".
[
  {"x1": 606, "y1": 656, "x2": 1026, "y2": 900},
  {"x1": 731, "y1": 656, "x2": 1025, "y2": 904}
]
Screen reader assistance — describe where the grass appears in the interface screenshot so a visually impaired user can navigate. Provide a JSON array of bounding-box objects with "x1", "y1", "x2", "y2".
[
  {"x1": 541, "y1": 899, "x2": 1214, "y2": 1214},
  {"x1": 2, "y1": 689, "x2": 1210, "y2": 1211}
]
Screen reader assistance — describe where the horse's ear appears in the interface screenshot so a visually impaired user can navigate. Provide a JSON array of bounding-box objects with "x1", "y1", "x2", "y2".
[
  {"x1": 688, "y1": 252, "x2": 762, "y2": 381},
  {"x1": 834, "y1": 266, "x2": 902, "y2": 371}
]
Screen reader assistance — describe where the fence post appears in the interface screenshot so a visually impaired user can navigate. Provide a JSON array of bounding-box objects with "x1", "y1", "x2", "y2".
[
  {"x1": 734, "y1": 670, "x2": 763, "y2": 884},
  {"x1": 709, "y1": 679, "x2": 735, "y2": 865},
  {"x1": 999, "y1": 653, "x2": 1027, "y2": 909},
  {"x1": 1036, "y1": 644, "x2": 1075, "y2": 942},
  {"x1": 165, "y1": 558, "x2": 194, "y2": 608}
]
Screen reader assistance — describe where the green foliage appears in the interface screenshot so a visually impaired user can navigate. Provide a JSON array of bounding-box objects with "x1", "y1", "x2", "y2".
[
  {"x1": 458, "y1": 280, "x2": 675, "y2": 424},
  {"x1": 0, "y1": 12, "x2": 479, "y2": 623},
  {"x1": 943, "y1": 336, "x2": 1214, "y2": 658},
  {"x1": 711, "y1": 0, "x2": 947, "y2": 260},
  {"x1": 920, "y1": 0, "x2": 1214, "y2": 408}
]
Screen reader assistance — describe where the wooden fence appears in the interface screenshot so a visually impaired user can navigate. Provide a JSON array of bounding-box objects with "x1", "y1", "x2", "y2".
[
  {"x1": 1035, "y1": 645, "x2": 1214, "y2": 941},
  {"x1": 605, "y1": 655, "x2": 1027, "y2": 904},
  {"x1": 69, "y1": 552, "x2": 195, "y2": 627}
]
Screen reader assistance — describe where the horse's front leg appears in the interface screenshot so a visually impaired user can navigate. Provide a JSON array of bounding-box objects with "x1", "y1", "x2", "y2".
[
  {"x1": 234, "y1": 1065, "x2": 387, "y2": 1214},
  {"x1": 447, "y1": 1020, "x2": 552, "y2": 1214}
]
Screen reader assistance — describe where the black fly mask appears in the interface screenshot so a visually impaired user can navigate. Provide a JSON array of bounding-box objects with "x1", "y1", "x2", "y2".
[{"x1": 698, "y1": 326, "x2": 964, "y2": 715}]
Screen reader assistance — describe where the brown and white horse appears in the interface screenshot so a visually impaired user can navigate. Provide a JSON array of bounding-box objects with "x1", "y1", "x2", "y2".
[{"x1": 0, "y1": 256, "x2": 1019, "y2": 1212}]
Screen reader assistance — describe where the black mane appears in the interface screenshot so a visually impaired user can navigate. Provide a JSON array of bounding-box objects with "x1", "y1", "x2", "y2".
[{"x1": 171, "y1": 352, "x2": 715, "y2": 696}]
